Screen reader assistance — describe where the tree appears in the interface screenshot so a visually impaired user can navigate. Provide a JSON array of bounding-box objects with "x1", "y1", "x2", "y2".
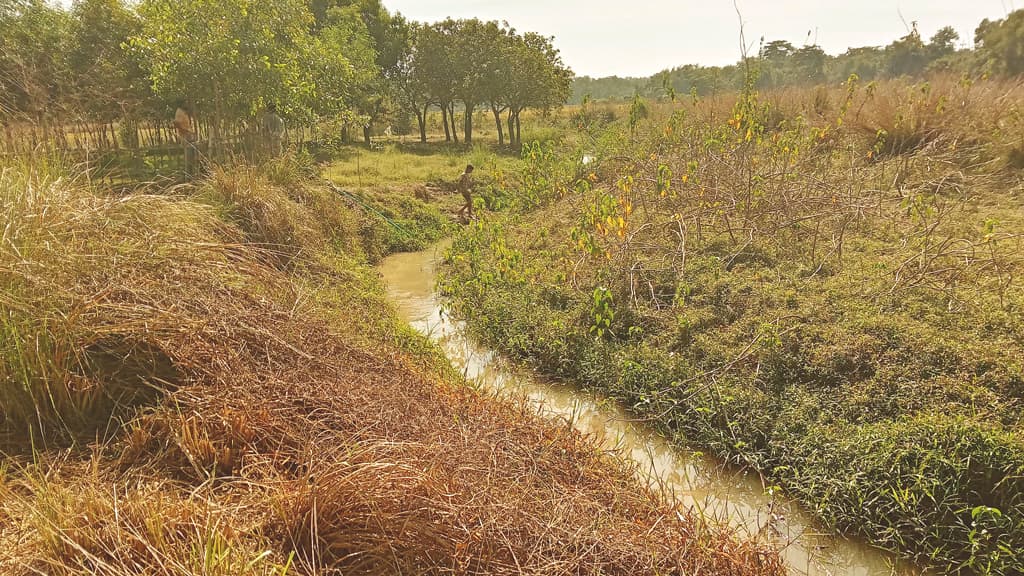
[
  {"x1": 313, "y1": 0, "x2": 409, "y2": 144},
  {"x1": 503, "y1": 32, "x2": 572, "y2": 147},
  {"x1": 392, "y1": 24, "x2": 435, "y2": 142},
  {"x1": 761, "y1": 40, "x2": 795, "y2": 61},
  {"x1": 792, "y1": 45, "x2": 826, "y2": 84},
  {"x1": 316, "y1": 4, "x2": 382, "y2": 144},
  {"x1": 0, "y1": 0, "x2": 72, "y2": 121},
  {"x1": 66, "y1": 0, "x2": 150, "y2": 122},
  {"x1": 570, "y1": 76, "x2": 645, "y2": 103},
  {"x1": 483, "y1": 27, "x2": 516, "y2": 146},
  {"x1": 928, "y1": 26, "x2": 959, "y2": 60},
  {"x1": 830, "y1": 46, "x2": 885, "y2": 82},
  {"x1": 756, "y1": 40, "x2": 796, "y2": 89},
  {"x1": 401, "y1": 19, "x2": 571, "y2": 146},
  {"x1": 438, "y1": 18, "x2": 506, "y2": 145},
  {"x1": 414, "y1": 21, "x2": 459, "y2": 143},
  {"x1": 975, "y1": 10, "x2": 1024, "y2": 75},
  {"x1": 886, "y1": 24, "x2": 929, "y2": 77},
  {"x1": 133, "y1": 0, "x2": 347, "y2": 150}
]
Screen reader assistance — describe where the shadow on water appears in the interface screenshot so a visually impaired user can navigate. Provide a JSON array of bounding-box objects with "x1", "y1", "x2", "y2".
[{"x1": 379, "y1": 240, "x2": 924, "y2": 576}]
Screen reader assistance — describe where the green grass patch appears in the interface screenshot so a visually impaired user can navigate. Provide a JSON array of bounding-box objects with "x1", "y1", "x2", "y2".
[{"x1": 323, "y1": 143, "x2": 518, "y2": 190}]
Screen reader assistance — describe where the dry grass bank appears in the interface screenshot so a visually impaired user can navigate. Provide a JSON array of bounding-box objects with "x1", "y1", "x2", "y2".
[{"x1": 0, "y1": 160, "x2": 782, "y2": 575}]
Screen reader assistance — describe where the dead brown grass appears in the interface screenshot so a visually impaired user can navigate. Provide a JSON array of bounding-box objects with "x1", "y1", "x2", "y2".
[{"x1": 0, "y1": 165, "x2": 783, "y2": 575}]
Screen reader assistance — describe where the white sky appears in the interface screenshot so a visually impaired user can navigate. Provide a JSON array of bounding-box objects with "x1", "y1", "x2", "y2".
[{"x1": 385, "y1": 0, "x2": 1017, "y2": 77}]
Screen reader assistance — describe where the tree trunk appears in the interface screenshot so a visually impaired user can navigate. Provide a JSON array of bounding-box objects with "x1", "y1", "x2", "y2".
[
  {"x1": 448, "y1": 102, "x2": 459, "y2": 144},
  {"x1": 441, "y1": 104, "x2": 451, "y2": 142},
  {"x1": 515, "y1": 111, "x2": 522, "y2": 147},
  {"x1": 363, "y1": 124, "x2": 372, "y2": 146},
  {"x1": 214, "y1": 96, "x2": 225, "y2": 163},
  {"x1": 464, "y1": 103, "x2": 474, "y2": 145},
  {"x1": 508, "y1": 110, "x2": 516, "y2": 147},
  {"x1": 417, "y1": 104, "x2": 428, "y2": 143},
  {"x1": 492, "y1": 105, "x2": 504, "y2": 146}
]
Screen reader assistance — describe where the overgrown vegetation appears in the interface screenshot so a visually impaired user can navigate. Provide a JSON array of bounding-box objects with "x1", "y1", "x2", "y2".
[
  {"x1": 0, "y1": 157, "x2": 785, "y2": 574},
  {"x1": 319, "y1": 143, "x2": 525, "y2": 258},
  {"x1": 9, "y1": 0, "x2": 1024, "y2": 572},
  {"x1": 443, "y1": 76, "x2": 1024, "y2": 575}
]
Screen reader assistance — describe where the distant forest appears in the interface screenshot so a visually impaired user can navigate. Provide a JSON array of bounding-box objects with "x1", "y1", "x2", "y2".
[{"x1": 571, "y1": 10, "x2": 1024, "y2": 103}]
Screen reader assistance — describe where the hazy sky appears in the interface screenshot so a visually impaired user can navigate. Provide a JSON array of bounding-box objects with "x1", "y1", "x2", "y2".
[{"x1": 385, "y1": 1, "x2": 1017, "y2": 77}]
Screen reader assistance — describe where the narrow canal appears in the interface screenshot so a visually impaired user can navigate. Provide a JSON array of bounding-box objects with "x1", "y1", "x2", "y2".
[{"x1": 380, "y1": 241, "x2": 918, "y2": 576}]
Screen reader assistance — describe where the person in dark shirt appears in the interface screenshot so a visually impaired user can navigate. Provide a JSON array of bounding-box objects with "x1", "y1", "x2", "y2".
[
  {"x1": 456, "y1": 164, "x2": 475, "y2": 221},
  {"x1": 173, "y1": 101, "x2": 198, "y2": 177}
]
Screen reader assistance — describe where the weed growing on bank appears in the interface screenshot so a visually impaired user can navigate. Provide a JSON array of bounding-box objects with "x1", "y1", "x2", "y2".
[{"x1": 443, "y1": 77, "x2": 1024, "y2": 575}]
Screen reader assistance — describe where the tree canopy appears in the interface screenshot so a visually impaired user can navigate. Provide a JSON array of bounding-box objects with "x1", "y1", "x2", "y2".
[
  {"x1": 396, "y1": 18, "x2": 571, "y2": 144},
  {"x1": 976, "y1": 11, "x2": 1024, "y2": 75},
  {"x1": 0, "y1": 0, "x2": 574, "y2": 149}
]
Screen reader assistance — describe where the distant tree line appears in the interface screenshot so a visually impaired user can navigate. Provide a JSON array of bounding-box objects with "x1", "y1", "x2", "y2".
[
  {"x1": 572, "y1": 11, "x2": 1024, "y2": 103},
  {"x1": 0, "y1": 0, "x2": 572, "y2": 151}
]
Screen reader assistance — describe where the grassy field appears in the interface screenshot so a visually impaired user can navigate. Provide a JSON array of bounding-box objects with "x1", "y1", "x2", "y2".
[
  {"x1": 442, "y1": 77, "x2": 1024, "y2": 575},
  {"x1": 0, "y1": 148, "x2": 784, "y2": 574},
  {"x1": 321, "y1": 143, "x2": 531, "y2": 260},
  {"x1": 323, "y1": 142, "x2": 519, "y2": 188}
]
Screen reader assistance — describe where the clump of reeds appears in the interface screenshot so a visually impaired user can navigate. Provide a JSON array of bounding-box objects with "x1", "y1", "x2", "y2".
[
  {"x1": 201, "y1": 159, "x2": 363, "y2": 268},
  {"x1": 0, "y1": 165, "x2": 262, "y2": 444}
]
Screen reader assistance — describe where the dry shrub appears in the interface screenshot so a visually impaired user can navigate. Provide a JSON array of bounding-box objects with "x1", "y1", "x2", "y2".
[
  {"x1": 0, "y1": 166, "x2": 276, "y2": 444},
  {"x1": 0, "y1": 461, "x2": 288, "y2": 575},
  {"x1": 202, "y1": 164, "x2": 363, "y2": 267},
  {"x1": 846, "y1": 76, "x2": 1024, "y2": 161}
]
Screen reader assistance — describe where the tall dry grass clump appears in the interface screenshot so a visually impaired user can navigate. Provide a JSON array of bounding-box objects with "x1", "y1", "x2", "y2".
[
  {"x1": 0, "y1": 165, "x2": 273, "y2": 444},
  {"x1": 201, "y1": 159, "x2": 363, "y2": 267},
  {"x1": 0, "y1": 163, "x2": 784, "y2": 575}
]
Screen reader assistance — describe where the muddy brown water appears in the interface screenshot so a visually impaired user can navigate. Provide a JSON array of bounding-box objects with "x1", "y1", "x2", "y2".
[{"x1": 379, "y1": 241, "x2": 921, "y2": 576}]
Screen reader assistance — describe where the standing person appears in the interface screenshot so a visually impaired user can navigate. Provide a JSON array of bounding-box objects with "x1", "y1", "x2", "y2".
[
  {"x1": 261, "y1": 102, "x2": 285, "y2": 157},
  {"x1": 173, "y1": 101, "x2": 198, "y2": 178},
  {"x1": 456, "y1": 164, "x2": 475, "y2": 221}
]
